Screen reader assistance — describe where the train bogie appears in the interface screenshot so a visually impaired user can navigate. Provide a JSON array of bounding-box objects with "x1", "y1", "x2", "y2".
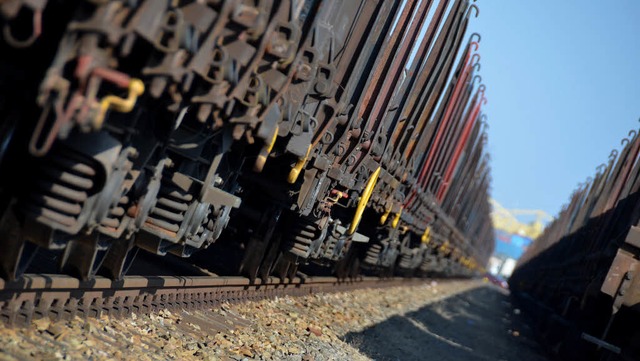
[{"x1": 0, "y1": 0, "x2": 493, "y2": 283}]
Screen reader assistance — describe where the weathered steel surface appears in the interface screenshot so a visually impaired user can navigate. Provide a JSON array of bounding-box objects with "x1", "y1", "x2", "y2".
[{"x1": 0, "y1": 0, "x2": 492, "y2": 305}]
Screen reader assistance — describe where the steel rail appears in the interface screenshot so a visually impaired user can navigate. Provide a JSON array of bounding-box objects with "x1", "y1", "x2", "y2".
[{"x1": 0, "y1": 274, "x2": 427, "y2": 327}]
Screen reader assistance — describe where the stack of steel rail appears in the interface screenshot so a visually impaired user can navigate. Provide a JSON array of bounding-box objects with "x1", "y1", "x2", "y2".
[
  {"x1": 0, "y1": 0, "x2": 493, "y2": 323},
  {"x1": 510, "y1": 123, "x2": 640, "y2": 361}
]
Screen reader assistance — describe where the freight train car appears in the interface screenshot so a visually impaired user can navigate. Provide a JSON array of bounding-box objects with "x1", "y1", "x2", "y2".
[
  {"x1": 0, "y1": 0, "x2": 493, "y2": 285},
  {"x1": 511, "y1": 125, "x2": 640, "y2": 360}
]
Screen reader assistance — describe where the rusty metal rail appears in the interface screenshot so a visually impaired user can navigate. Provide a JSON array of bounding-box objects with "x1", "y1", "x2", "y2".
[{"x1": 0, "y1": 273, "x2": 424, "y2": 327}]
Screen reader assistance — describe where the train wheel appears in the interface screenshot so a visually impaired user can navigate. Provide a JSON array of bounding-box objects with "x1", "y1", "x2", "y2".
[
  {"x1": 349, "y1": 257, "x2": 361, "y2": 279},
  {"x1": 0, "y1": 237, "x2": 37, "y2": 281},
  {"x1": 239, "y1": 206, "x2": 282, "y2": 283},
  {"x1": 239, "y1": 237, "x2": 267, "y2": 282},
  {"x1": 59, "y1": 235, "x2": 109, "y2": 281},
  {"x1": 257, "y1": 233, "x2": 285, "y2": 283},
  {"x1": 272, "y1": 254, "x2": 298, "y2": 282},
  {"x1": 99, "y1": 238, "x2": 138, "y2": 280},
  {"x1": 0, "y1": 201, "x2": 38, "y2": 281},
  {"x1": 335, "y1": 246, "x2": 360, "y2": 280}
]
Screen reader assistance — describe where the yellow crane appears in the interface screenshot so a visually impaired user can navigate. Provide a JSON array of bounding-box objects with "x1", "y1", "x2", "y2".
[{"x1": 489, "y1": 199, "x2": 553, "y2": 239}]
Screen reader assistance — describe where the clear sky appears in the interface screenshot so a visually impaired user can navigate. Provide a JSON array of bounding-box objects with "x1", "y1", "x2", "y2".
[{"x1": 469, "y1": 1, "x2": 640, "y2": 218}]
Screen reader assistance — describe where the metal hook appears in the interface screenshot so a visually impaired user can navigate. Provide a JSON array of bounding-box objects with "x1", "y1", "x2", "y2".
[
  {"x1": 478, "y1": 84, "x2": 486, "y2": 94},
  {"x1": 472, "y1": 75, "x2": 482, "y2": 88},
  {"x1": 621, "y1": 138, "x2": 630, "y2": 146},
  {"x1": 470, "y1": 53, "x2": 481, "y2": 66},
  {"x1": 609, "y1": 149, "x2": 618, "y2": 160},
  {"x1": 472, "y1": 62, "x2": 481, "y2": 73},
  {"x1": 3, "y1": 7, "x2": 42, "y2": 48},
  {"x1": 470, "y1": 33, "x2": 481, "y2": 43},
  {"x1": 466, "y1": 4, "x2": 479, "y2": 18},
  {"x1": 481, "y1": 118, "x2": 489, "y2": 130},
  {"x1": 470, "y1": 41, "x2": 479, "y2": 52},
  {"x1": 629, "y1": 130, "x2": 637, "y2": 138},
  {"x1": 596, "y1": 164, "x2": 606, "y2": 173}
]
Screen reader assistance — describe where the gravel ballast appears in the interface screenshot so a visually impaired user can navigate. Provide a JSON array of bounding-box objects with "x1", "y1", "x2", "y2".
[{"x1": 0, "y1": 279, "x2": 546, "y2": 360}]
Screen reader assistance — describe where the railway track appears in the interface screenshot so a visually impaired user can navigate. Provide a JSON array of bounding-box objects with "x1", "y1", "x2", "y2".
[{"x1": 0, "y1": 273, "x2": 425, "y2": 327}]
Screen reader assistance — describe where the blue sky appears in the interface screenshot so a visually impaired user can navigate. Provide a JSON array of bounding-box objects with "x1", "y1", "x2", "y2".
[{"x1": 469, "y1": 1, "x2": 640, "y2": 218}]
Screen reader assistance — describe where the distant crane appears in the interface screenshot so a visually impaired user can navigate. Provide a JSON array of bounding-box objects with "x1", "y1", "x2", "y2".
[{"x1": 489, "y1": 199, "x2": 553, "y2": 239}]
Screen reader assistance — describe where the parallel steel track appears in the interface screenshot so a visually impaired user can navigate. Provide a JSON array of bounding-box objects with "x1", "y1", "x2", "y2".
[{"x1": 0, "y1": 274, "x2": 426, "y2": 326}]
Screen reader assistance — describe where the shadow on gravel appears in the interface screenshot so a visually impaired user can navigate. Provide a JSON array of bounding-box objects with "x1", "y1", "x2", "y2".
[{"x1": 343, "y1": 285, "x2": 550, "y2": 361}]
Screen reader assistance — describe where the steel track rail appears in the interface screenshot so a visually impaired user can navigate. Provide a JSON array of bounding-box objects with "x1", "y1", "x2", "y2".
[{"x1": 0, "y1": 274, "x2": 425, "y2": 326}]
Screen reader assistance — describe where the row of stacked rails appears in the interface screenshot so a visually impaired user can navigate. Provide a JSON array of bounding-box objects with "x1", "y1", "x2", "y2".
[
  {"x1": 511, "y1": 125, "x2": 640, "y2": 360},
  {"x1": 0, "y1": 0, "x2": 494, "y2": 284}
]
